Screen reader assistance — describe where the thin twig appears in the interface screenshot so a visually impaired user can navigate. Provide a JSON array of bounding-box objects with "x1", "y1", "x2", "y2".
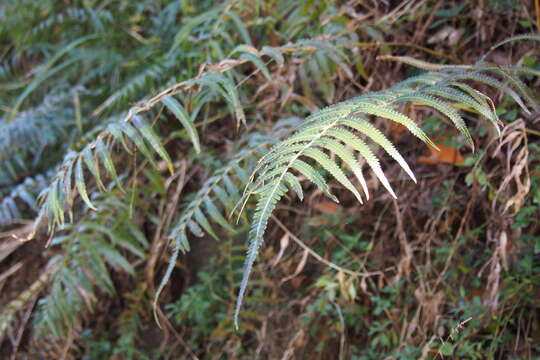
[
  {"x1": 271, "y1": 215, "x2": 392, "y2": 278},
  {"x1": 10, "y1": 295, "x2": 38, "y2": 360}
]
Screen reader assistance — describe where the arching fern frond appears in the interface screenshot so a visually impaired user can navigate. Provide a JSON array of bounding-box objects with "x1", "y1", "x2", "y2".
[
  {"x1": 31, "y1": 39, "x2": 348, "y2": 235},
  {"x1": 153, "y1": 119, "x2": 300, "y2": 321},
  {"x1": 233, "y1": 62, "x2": 539, "y2": 327},
  {"x1": 36, "y1": 114, "x2": 177, "y2": 232},
  {"x1": 480, "y1": 33, "x2": 540, "y2": 61}
]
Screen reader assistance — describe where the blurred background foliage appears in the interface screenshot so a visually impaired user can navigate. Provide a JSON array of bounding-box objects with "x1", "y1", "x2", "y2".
[{"x1": 0, "y1": 0, "x2": 539, "y2": 359}]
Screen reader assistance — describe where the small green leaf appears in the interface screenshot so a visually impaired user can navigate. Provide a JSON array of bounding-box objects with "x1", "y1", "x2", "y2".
[
  {"x1": 133, "y1": 117, "x2": 174, "y2": 174},
  {"x1": 83, "y1": 146, "x2": 105, "y2": 191},
  {"x1": 119, "y1": 121, "x2": 159, "y2": 169},
  {"x1": 439, "y1": 342, "x2": 453, "y2": 356},
  {"x1": 161, "y1": 96, "x2": 201, "y2": 153},
  {"x1": 95, "y1": 138, "x2": 124, "y2": 192},
  {"x1": 240, "y1": 53, "x2": 271, "y2": 80},
  {"x1": 75, "y1": 156, "x2": 96, "y2": 210}
]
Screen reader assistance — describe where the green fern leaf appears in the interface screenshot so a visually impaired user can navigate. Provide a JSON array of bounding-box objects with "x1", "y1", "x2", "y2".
[
  {"x1": 118, "y1": 121, "x2": 159, "y2": 170},
  {"x1": 234, "y1": 180, "x2": 287, "y2": 329},
  {"x1": 234, "y1": 59, "x2": 540, "y2": 326},
  {"x1": 240, "y1": 53, "x2": 271, "y2": 80},
  {"x1": 75, "y1": 156, "x2": 96, "y2": 210},
  {"x1": 133, "y1": 117, "x2": 174, "y2": 175},
  {"x1": 161, "y1": 96, "x2": 201, "y2": 153},
  {"x1": 95, "y1": 138, "x2": 124, "y2": 192},
  {"x1": 395, "y1": 93, "x2": 473, "y2": 149},
  {"x1": 83, "y1": 146, "x2": 105, "y2": 192}
]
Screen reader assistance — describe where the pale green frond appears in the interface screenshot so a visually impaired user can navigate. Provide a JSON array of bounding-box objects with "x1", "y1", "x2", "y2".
[
  {"x1": 325, "y1": 127, "x2": 396, "y2": 197},
  {"x1": 450, "y1": 72, "x2": 529, "y2": 114},
  {"x1": 192, "y1": 73, "x2": 245, "y2": 126},
  {"x1": 153, "y1": 235, "x2": 183, "y2": 325},
  {"x1": 107, "y1": 123, "x2": 132, "y2": 155},
  {"x1": 235, "y1": 56, "x2": 539, "y2": 324},
  {"x1": 240, "y1": 53, "x2": 271, "y2": 80},
  {"x1": 395, "y1": 93, "x2": 473, "y2": 149},
  {"x1": 481, "y1": 33, "x2": 540, "y2": 61},
  {"x1": 118, "y1": 121, "x2": 159, "y2": 170},
  {"x1": 234, "y1": 180, "x2": 287, "y2": 329},
  {"x1": 250, "y1": 166, "x2": 290, "y2": 189},
  {"x1": 212, "y1": 184, "x2": 235, "y2": 210},
  {"x1": 8, "y1": 35, "x2": 97, "y2": 121},
  {"x1": 447, "y1": 82, "x2": 501, "y2": 125},
  {"x1": 340, "y1": 118, "x2": 415, "y2": 188},
  {"x1": 62, "y1": 157, "x2": 74, "y2": 210},
  {"x1": 48, "y1": 179, "x2": 64, "y2": 226},
  {"x1": 187, "y1": 219, "x2": 204, "y2": 238},
  {"x1": 261, "y1": 46, "x2": 284, "y2": 67},
  {"x1": 169, "y1": 8, "x2": 222, "y2": 52},
  {"x1": 223, "y1": 9, "x2": 252, "y2": 45},
  {"x1": 424, "y1": 85, "x2": 500, "y2": 132},
  {"x1": 352, "y1": 104, "x2": 436, "y2": 148},
  {"x1": 193, "y1": 207, "x2": 218, "y2": 240},
  {"x1": 255, "y1": 143, "x2": 313, "y2": 170},
  {"x1": 290, "y1": 159, "x2": 338, "y2": 202},
  {"x1": 318, "y1": 137, "x2": 368, "y2": 199},
  {"x1": 302, "y1": 148, "x2": 363, "y2": 204},
  {"x1": 467, "y1": 64, "x2": 540, "y2": 112},
  {"x1": 283, "y1": 172, "x2": 303, "y2": 200},
  {"x1": 203, "y1": 196, "x2": 235, "y2": 232}
]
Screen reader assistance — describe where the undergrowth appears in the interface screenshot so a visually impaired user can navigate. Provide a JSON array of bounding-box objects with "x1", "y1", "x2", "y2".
[{"x1": 0, "y1": 0, "x2": 539, "y2": 358}]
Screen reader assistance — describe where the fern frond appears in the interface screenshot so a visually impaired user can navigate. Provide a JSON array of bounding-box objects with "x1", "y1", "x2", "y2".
[
  {"x1": 36, "y1": 114, "x2": 174, "y2": 231},
  {"x1": 481, "y1": 33, "x2": 540, "y2": 61},
  {"x1": 94, "y1": 62, "x2": 165, "y2": 115},
  {"x1": 0, "y1": 89, "x2": 79, "y2": 186},
  {"x1": 34, "y1": 193, "x2": 148, "y2": 338},
  {"x1": 153, "y1": 119, "x2": 300, "y2": 320},
  {"x1": 189, "y1": 73, "x2": 246, "y2": 127},
  {"x1": 8, "y1": 34, "x2": 97, "y2": 121},
  {"x1": 31, "y1": 39, "x2": 332, "y2": 235},
  {"x1": 234, "y1": 62, "x2": 539, "y2": 326},
  {"x1": 230, "y1": 45, "x2": 271, "y2": 80}
]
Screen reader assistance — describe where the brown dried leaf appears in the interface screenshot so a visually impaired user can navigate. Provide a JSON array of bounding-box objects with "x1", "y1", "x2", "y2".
[
  {"x1": 281, "y1": 249, "x2": 309, "y2": 284},
  {"x1": 314, "y1": 201, "x2": 342, "y2": 214},
  {"x1": 418, "y1": 141, "x2": 464, "y2": 165},
  {"x1": 272, "y1": 233, "x2": 290, "y2": 267}
]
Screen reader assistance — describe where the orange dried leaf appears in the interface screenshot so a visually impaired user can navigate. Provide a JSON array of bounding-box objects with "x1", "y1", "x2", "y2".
[
  {"x1": 314, "y1": 201, "x2": 342, "y2": 214},
  {"x1": 418, "y1": 141, "x2": 464, "y2": 165},
  {"x1": 389, "y1": 122, "x2": 407, "y2": 141}
]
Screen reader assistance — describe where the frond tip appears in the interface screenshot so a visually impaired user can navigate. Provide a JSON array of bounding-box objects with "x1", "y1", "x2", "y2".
[{"x1": 233, "y1": 59, "x2": 538, "y2": 326}]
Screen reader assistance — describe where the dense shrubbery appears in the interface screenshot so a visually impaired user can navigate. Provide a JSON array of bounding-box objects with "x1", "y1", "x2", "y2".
[{"x1": 1, "y1": 0, "x2": 539, "y2": 358}]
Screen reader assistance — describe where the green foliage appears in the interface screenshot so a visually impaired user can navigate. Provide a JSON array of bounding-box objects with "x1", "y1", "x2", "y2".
[
  {"x1": 0, "y1": 0, "x2": 539, "y2": 358},
  {"x1": 34, "y1": 191, "x2": 148, "y2": 338},
  {"x1": 235, "y1": 61, "x2": 538, "y2": 325},
  {"x1": 155, "y1": 119, "x2": 299, "y2": 312}
]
